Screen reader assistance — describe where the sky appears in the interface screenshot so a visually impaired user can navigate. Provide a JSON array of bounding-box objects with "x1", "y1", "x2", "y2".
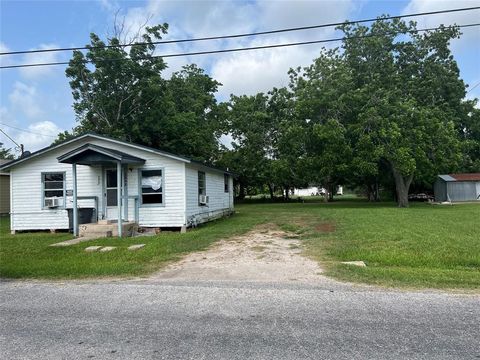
[{"x1": 0, "y1": 0, "x2": 479, "y2": 155}]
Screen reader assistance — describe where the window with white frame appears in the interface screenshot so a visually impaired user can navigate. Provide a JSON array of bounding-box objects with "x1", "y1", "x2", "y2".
[
  {"x1": 42, "y1": 172, "x2": 65, "y2": 207},
  {"x1": 140, "y1": 169, "x2": 163, "y2": 204}
]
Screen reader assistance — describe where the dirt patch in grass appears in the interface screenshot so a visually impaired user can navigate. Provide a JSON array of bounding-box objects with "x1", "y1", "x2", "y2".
[
  {"x1": 150, "y1": 225, "x2": 332, "y2": 283},
  {"x1": 316, "y1": 222, "x2": 336, "y2": 233}
]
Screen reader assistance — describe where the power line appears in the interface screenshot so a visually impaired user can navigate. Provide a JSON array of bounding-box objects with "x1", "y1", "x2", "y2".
[
  {"x1": 467, "y1": 80, "x2": 480, "y2": 94},
  {"x1": 0, "y1": 6, "x2": 479, "y2": 56},
  {"x1": 0, "y1": 128, "x2": 22, "y2": 148},
  {"x1": 0, "y1": 123, "x2": 58, "y2": 138},
  {"x1": 1, "y1": 23, "x2": 478, "y2": 70}
]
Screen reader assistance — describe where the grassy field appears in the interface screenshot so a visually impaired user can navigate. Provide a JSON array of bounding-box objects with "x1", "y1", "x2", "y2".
[{"x1": 0, "y1": 200, "x2": 479, "y2": 289}]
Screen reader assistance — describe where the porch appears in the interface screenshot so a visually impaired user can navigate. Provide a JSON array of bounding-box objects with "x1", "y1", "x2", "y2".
[{"x1": 57, "y1": 143, "x2": 145, "y2": 237}]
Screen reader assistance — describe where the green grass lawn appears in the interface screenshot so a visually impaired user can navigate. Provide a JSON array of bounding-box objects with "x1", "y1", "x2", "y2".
[{"x1": 0, "y1": 200, "x2": 479, "y2": 289}]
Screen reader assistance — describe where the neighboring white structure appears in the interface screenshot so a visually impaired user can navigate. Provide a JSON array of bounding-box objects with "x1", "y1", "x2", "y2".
[
  {"x1": 0, "y1": 134, "x2": 234, "y2": 236},
  {"x1": 293, "y1": 187, "x2": 325, "y2": 197},
  {"x1": 293, "y1": 185, "x2": 343, "y2": 197}
]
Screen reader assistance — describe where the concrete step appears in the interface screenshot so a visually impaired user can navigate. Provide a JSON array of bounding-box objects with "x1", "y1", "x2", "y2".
[{"x1": 79, "y1": 222, "x2": 137, "y2": 238}]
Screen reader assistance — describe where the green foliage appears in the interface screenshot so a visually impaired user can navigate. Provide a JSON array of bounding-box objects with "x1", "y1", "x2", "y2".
[
  {"x1": 60, "y1": 18, "x2": 478, "y2": 204},
  {"x1": 0, "y1": 143, "x2": 15, "y2": 160},
  {"x1": 64, "y1": 25, "x2": 221, "y2": 161}
]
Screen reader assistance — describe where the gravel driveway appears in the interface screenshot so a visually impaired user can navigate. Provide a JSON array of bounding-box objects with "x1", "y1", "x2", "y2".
[{"x1": 151, "y1": 227, "x2": 332, "y2": 283}]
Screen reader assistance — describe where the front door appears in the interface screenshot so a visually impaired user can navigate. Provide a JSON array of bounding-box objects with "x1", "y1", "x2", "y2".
[{"x1": 105, "y1": 168, "x2": 119, "y2": 220}]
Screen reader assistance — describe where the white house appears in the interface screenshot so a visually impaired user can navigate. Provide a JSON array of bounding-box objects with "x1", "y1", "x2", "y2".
[{"x1": 0, "y1": 133, "x2": 234, "y2": 237}]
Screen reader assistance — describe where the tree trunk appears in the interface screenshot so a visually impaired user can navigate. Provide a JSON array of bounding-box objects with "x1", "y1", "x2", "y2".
[
  {"x1": 328, "y1": 185, "x2": 334, "y2": 201},
  {"x1": 284, "y1": 186, "x2": 290, "y2": 201},
  {"x1": 238, "y1": 182, "x2": 246, "y2": 200},
  {"x1": 391, "y1": 167, "x2": 414, "y2": 208},
  {"x1": 267, "y1": 184, "x2": 275, "y2": 200},
  {"x1": 374, "y1": 180, "x2": 380, "y2": 201},
  {"x1": 366, "y1": 181, "x2": 380, "y2": 202}
]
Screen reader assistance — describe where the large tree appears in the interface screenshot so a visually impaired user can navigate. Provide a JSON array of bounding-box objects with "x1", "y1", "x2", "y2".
[
  {"x1": 64, "y1": 24, "x2": 221, "y2": 161},
  {"x1": 219, "y1": 93, "x2": 273, "y2": 199},
  {"x1": 339, "y1": 19, "x2": 466, "y2": 206}
]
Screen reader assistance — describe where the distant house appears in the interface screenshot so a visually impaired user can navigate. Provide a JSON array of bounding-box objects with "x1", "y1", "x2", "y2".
[
  {"x1": 0, "y1": 134, "x2": 234, "y2": 236},
  {"x1": 293, "y1": 186, "x2": 343, "y2": 197},
  {"x1": 434, "y1": 173, "x2": 480, "y2": 202},
  {"x1": 293, "y1": 187, "x2": 325, "y2": 197},
  {"x1": 0, "y1": 159, "x2": 11, "y2": 215}
]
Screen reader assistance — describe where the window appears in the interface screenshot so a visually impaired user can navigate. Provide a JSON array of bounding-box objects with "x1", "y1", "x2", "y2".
[
  {"x1": 42, "y1": 172, "x2": 65, "y2": 207},
  {"x1": 198, "y1": 171, "x2": 206, "y2": 204},
  {"x1": 224, "y1": 174, "x2": 229, "y2": 193},
  {"x1": 140, "y1": 169, "x2": 163, "y2": 205}
]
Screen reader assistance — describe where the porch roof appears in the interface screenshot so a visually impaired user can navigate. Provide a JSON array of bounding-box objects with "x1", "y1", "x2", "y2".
[{"x1": 57, "y1": 143, "x2": 145, "y2": 165}]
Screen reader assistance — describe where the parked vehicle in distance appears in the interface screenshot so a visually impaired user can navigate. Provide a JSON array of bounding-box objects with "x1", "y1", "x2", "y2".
[{"x1": 408, "y1": 193, "x2": 434, "y2": 202}]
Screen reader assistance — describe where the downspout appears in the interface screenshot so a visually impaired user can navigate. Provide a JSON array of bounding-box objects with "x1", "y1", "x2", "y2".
[{"x1": 72, "y1": 163, "x2": 78, "y2": 237}]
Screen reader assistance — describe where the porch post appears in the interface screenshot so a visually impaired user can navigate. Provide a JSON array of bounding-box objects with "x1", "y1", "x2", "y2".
[
  {"x1": 117, "y1": 161, "x2": 122, "y2": 237},
  {"x1": 72, "y1": 163, "x2": 78, "y2": 237},
  {"x1": 123, "y1": 164, "x2": 128, "y2": 222}
]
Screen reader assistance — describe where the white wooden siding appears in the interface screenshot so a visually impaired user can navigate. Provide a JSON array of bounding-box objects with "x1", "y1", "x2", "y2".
[
  {"x1": 185, "y1": 164, "x2": 234, "y2": 225},
  {"x1": 10, "y1": 136, "x2": 187, "y2": 230},
  {"x1": 9, "y1": 135, "x2": 232, "y2": 231},
  {"x1": 10, "y1": 141, "x2": 103, "y2": 231}
]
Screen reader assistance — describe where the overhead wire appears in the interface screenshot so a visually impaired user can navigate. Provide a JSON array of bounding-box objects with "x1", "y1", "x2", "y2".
[
  {"x1": 1, "y1": 22, "x2": 479, "y2": 70},
  {"x1": 466, "y1": 81, "x2": 480, "y2": 94},
  {"x1": 0, "y1": 128, "x2": 22, "y2": 149},
  {"x1": 0, "y1": 122, "x2": 57, "y2": 138},
  {"x1": 0, "y1": 6, "x2": 478, "y2": 56}
]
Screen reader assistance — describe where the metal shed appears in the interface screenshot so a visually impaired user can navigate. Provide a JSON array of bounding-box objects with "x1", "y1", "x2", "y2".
[{"x1": 434, "y1": 173, "x2": 480, "y2": 202}]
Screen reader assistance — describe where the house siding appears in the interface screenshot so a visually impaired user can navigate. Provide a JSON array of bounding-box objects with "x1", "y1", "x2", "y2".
[
  {"x1": 10, "y1": 141, "x2": 103, "y2": 231},
  {"x1": 8, "y1": 135, "x2": 233, "y2": 232},
  {"x1": 185, "y1": 164, "x2": 234, "y2": 226},
  {"x1": 9, "y1": 136, "x2": 190, "y2": 231}
]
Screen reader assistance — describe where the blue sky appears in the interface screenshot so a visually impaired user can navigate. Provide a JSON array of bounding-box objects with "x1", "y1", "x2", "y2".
[{"x1": 1, "y1": 0, "x2": 479, "y2": 154}]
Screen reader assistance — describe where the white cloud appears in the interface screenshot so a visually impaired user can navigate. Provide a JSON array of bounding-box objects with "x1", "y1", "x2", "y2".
[
  {"x1": 210, "y1": 0, "x2": 355, "y2": 98},
  {"x1": 98, "y1": 0, "x2": 118, "y2": 12},
  {"x1": 8, "y1": 82, "x2": 44, "y2": 119},
  {"x1": 19, "y1": 43, "x2": 61, "y2": 79},
  {"x1": 2, "y1": 81, "x2": 65, "y2": 153},
  {"x1": 115, "y1": 0, "x2": 355, "y2": 96},
  {"x1": 0, "y1": 42, "x2": 13, "y2": 68},
  {"x1": 15, "y1": 121, "x2": 62, "y2": 152}
]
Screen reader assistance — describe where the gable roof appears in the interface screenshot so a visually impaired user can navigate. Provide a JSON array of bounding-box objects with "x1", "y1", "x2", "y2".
[
  {"x1": 0, "y1": 133, "x2": 233, "y2": 175},
  {"x1": 57, "y1": 143, "x2": 146, "y2": 165}
]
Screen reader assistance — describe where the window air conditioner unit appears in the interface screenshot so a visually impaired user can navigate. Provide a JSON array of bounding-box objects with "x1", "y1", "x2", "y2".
[
  {"x1": 199, "y1": 195, "x2": 209, "y2": 205},
  {"x1": 45, "y1": 197, "x2": 61, "y2": 208}
]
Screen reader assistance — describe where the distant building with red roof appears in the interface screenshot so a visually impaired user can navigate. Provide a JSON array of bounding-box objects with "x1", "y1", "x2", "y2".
[{"x1": 434, "y1": 173, "x2": 480, "y2": 202}]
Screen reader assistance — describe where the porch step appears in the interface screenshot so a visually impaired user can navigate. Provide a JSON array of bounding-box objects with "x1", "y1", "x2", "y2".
[{"x1": 79, "y1": 222, "x2": 137, "y2": 238}]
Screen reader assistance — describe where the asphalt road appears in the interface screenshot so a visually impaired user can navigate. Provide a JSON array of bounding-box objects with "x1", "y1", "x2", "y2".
[{"x1": 1, "y1": 279, "x2": 479, "y2": 360}]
